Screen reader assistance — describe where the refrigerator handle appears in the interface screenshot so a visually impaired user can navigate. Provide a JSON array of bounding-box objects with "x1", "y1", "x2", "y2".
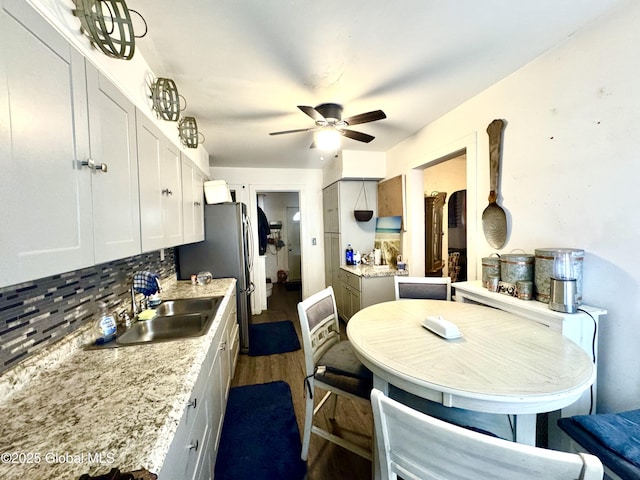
[{"x1": 244, "y1": 213, "x2": 254, "y2": 271}]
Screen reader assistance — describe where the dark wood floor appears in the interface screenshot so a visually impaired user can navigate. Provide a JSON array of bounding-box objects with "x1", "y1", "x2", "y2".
[{"x1": 231, "y1": 283, "x2": 373, "y2": 480}]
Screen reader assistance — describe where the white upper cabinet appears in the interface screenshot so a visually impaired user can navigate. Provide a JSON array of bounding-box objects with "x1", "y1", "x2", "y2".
[
  {"x1": 162, "y1": 141, "x2": 184, "y2": 247},
  {"x1": 181, "y1": 155, "x2": 205, "y2": 245},
  {"x1": 0, "y1": 0, "x2": 93, "y2": 287},
  {"x1": 137, "y1": 111, "x2": 184, "y2": 252},
  {"x1": 86, "y1": 65, "x2": 141, "y2": 263}
]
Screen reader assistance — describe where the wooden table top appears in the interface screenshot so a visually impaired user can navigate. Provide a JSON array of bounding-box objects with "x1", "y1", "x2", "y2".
[{"x1": 347, "y1": 300, "x2": 596, "y2": 414}]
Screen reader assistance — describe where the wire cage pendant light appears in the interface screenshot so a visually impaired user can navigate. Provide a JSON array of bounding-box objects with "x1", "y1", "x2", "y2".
[
  {"x1": 72, "y1": 0, "x2": 147, "y2": 60},
  {"x1": 178, "y1": 117, "x2": 205, "y2": 149},
  {"x1": 150, "y1": 78, "x2": 184, "y2": 122}
]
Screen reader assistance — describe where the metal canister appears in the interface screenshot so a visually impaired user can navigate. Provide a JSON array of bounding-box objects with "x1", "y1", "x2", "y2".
[
  {"x1": 535, "y1": 248, "x2": 584, "y2": 303},
  {"x1": 500, "y1": 253, "x2": 534, "y2": 285},
  {"x1": 516, "y1": 280, "x2": 534, "y2": 300},
  {"x1": 481, "y1": 254, "x2": 501, "y2": 288}
]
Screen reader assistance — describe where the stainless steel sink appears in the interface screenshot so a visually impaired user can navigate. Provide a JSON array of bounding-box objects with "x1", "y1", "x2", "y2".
[
  {"x1": 110, "y1": 296, "x2": 223, "y2": 347},
  {"x1": 154, "y1": 297, "x2": 221, "y2": 317},
  {"x1": 116, "y1": 313, "x2": 213, "y2": 345}
]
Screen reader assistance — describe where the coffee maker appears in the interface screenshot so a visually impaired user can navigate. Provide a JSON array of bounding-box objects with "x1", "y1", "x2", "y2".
[{"x1": 549, "y1": 251, "x2": 579, "y2": 313}]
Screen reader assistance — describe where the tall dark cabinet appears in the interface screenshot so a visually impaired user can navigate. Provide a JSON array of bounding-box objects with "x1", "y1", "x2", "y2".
[{"x1": 425, "y1": 192, "x2": 447, "y2": 276}]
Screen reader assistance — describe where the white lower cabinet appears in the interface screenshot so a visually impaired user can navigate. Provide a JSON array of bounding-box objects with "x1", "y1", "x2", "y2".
[
  {"x1": 159, "y1": 293, "x2": 238, "y2": 480},
  {"x1": 338, "y1": 269, "x2": 395, "y2": 321}
]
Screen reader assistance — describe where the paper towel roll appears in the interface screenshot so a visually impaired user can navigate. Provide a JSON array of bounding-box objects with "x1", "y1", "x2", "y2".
[{"x1": 374, "y1": 249, "x2": 381, "y2": 265}]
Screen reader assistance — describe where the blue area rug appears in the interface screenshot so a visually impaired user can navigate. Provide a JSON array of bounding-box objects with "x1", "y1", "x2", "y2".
[
  {"x1": 215, "y1": 381, "x2": 307, "y2": 480},
  {"x1": 248, "y1": 320, "x2": 301, "y2": 356}
]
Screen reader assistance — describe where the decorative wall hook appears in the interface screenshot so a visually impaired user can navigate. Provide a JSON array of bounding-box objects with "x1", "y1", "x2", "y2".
[
  {"x1": 150, "y1": 77, "x2": 186, "y2": 122},
  {"x1": 72, "y1": 0, "x2": 147, "y2": 60},
  {"x1": 178, "y1": 117, "x2": 205, "y2": 149}
]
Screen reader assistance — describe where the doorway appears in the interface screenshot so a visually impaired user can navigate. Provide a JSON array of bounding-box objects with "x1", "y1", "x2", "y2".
[
  {"x1": 257, "y1": 192, "x2": 302, "y2": 303},
  {"x1": 422, "y1": 151, "x2": 467, "y2": 282}
]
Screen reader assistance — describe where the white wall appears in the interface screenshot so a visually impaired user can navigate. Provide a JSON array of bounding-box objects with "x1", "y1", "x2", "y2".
[
  {"x1": 210, "y1": 167, "x2": 325, "y2": 305},
  {"x1": 387, "y1": 0, "x2": 640, "y2": 413}
]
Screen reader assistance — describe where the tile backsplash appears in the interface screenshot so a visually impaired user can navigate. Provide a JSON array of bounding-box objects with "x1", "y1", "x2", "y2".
[{"x1": 0, "y1": 249, "x2": 176, "y2": 375}]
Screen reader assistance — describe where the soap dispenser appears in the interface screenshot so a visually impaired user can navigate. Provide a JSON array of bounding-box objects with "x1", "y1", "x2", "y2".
[{"x1": 94, "y1": 302, "x2": 117, "y2": 344}]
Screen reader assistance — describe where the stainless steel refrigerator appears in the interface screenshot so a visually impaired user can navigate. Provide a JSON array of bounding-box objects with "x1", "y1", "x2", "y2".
[{"x1": 176, "y1": 202, "x2": 254, "y2": 353}]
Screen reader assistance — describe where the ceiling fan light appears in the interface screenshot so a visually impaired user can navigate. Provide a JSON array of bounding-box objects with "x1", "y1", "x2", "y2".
[{"x1": 314, "y1": 128, "x2": 341, "y2": 151}]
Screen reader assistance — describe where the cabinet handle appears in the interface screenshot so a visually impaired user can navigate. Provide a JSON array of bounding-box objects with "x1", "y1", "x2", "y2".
[
  {"x1": 188, "y1": 439, "x2": 199, "y2": 451},
  {"x1": 162, "y1": 188, "x2": 173, "y2": 196},
  {"x1": 219, "y1": 341, "x2": 227, "y2": 351},
  {"x1": 187, "y1": 398, "x2": 197, "y2": 409},
  {"x1": 81, "y1": 158, "x2": 108, "y2": 173},
  {"x1": 194, "y1": 201, "x2": 201, "y2": 207}
]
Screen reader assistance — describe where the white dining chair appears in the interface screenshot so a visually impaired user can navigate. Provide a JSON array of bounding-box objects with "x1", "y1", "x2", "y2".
[
  {"x1": 297, "y1": 286, "x2": 373, "y2": 462},
  {"x1": 394, "y1": 276, "x2": 451, "y2": 301},
  {"x1": 371, "y1": 389, "x2": 604, "y2": 480}
]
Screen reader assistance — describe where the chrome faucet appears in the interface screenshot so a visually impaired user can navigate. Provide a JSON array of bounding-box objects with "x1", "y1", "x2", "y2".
[{"x1": 131, "y1": 285, "x2": 139, "y2": 317}]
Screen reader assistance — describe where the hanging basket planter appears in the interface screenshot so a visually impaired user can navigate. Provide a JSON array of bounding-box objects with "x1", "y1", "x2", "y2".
[
  {"x1": 354, "y1": 210, "x2": 374, "y2": 222},
  {"x1": 354, "y1": 180, "x2": 374, "y2": 222},
  {"x1": 72, "y1": 0, "x2": 147, "y2": 60}
]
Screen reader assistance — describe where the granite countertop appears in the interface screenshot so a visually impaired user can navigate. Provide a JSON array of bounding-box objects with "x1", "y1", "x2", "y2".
[
  {"x1": 340, "y1": 264, "x2": 409, "y2": 278},
  {"x1": 0, "y1": 278, "x2": 235, "y2": 480}
]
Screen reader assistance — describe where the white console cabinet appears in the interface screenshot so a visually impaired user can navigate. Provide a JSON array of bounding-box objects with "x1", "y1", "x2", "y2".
[
  {"x1": 159, "y1": 292, "x2": 238, "y2": 480},
  {"x1": 453, "y1": 280, "x2": 606, "y2": 449}
]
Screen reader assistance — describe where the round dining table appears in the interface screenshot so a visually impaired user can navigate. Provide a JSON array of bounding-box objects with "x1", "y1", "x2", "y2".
[{"x1": 347, "y1": 299, "x2": 595, "y2": 446}]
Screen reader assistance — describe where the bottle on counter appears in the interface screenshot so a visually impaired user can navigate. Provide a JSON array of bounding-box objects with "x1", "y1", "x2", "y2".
[
  {"x1": 346, "y1": 244, "x2": 354, "y2": 265},
  {"x1": 354, "y1": 251, "x2": 361, "y2": 265},
  {"x1": 94, "y1": 302, "x2": 117, "y2": 344}
]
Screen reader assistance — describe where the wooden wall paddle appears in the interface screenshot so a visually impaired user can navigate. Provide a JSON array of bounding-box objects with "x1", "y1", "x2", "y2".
[{"x1": 482, "y1": 119, "x2": 507, "y2": 248}]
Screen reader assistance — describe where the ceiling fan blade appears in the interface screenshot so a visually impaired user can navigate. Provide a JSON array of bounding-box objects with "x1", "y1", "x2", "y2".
[
  {"x1": 343, "y1": 109, "x2": 387, "y2": 126},
  {"x1": 298, "y1": 105, "x2": 325, "y2": 122},
  {"x1": 341, "y1": 129, "x2": 375, "y2": 143},
  {"x1": 269, "y1": 127, "x2": 315, "y2": 136}
]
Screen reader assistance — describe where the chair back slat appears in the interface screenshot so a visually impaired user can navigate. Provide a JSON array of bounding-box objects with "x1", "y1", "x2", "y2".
[
  {"x1": 397, "y1": 282, "x2": 448, "y2": 300},
  {"x1": 394, "y1": 276, "x2": 452, "y2": 301},
  {"x1": 371, "y1": 389, "x2": 604, "y2": 480}
]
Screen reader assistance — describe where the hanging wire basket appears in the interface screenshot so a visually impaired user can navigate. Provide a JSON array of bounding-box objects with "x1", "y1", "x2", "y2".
[
  {"x1": 178, "y1": 116, "x2": 205, "y2": 149},
  {"x1": 72, "y1": 0, "x2": 147, "y2": 60},
  {"x1": 150, "y1": 77, "x2": 186, "y2": 122}
]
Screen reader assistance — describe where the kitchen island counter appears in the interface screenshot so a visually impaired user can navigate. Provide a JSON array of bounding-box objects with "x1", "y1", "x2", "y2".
[{"x1": 0, "y1": 278, "x2": 235, "y2": 480}]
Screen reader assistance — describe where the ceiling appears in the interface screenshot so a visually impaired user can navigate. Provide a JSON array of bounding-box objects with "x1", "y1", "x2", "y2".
[{"x1": 133, "y1": 0, "x2": 624, "y2": 169}]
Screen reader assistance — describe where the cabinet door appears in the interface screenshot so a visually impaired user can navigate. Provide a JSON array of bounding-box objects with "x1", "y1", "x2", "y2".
[
  {"x1": 323, "y1": 182, "x2": 340, "y2": 233},
  {"x1": 137, "y1": 112, "x2": 183, "y2": 251},
  {"x1": 324, "y1": 233, "x2": 332, "y2": 288},
  {"x1": 0, "y1": 0, "x2": 92, "y2": 287},
  {"x1": 86, "y1": 66, "x2": 141, "y2": 263},
  {"x1": 137, "y1": 112, "x2": 165, "y2": 252},
  {"x1": 209, "y1": 345, "x2": 225, "y2": 470},
  {"x1": 181, "y1": 156, "x2": 205, "y2": 244},
  {"x1": 194, "y1": 172, "x2": 205, "y2": 241},
  {"x1": 340, "y1": 282, "x2": 352, "y2": 320},
  {"x1": 181, "y1": 157, "x2": 196, "y2": 243},
  {"x1": 162, "y1": 142, "x2": 183, "y2": 247}
]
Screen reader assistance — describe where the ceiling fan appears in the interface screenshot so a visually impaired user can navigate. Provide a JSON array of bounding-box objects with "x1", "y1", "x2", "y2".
[{"x1": 269, "y1": 103, "x2": 386, "y2": 148}]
